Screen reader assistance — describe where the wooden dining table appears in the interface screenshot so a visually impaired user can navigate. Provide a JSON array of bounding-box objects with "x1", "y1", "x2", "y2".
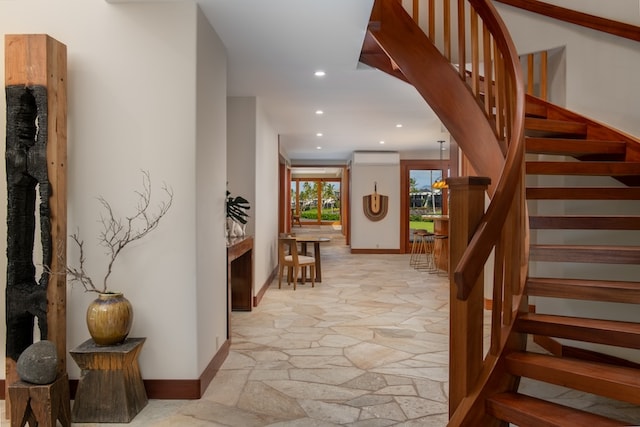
[{"x1": 295, "y1": 236, "x2": 331, "y2": 282}]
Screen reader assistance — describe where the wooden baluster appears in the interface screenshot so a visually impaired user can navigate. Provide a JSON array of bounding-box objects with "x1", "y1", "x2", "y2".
[
  {"x1": 412, "y1": 0, "x2": 419, "y2": 22},
  {"x1": 470, "y1": 8, "x2": 480, "y2": 97},
  {"x1": 526, "y1": 53, "x2": 534, "y2": 95},
  {"x1": 494, "y1": 42, "x2": 505, "y2": 144},
  {"x1": 491, "y1": 231, "x2": 505, "y2": 355},
  {"x1": 540, "y1": 50, "x2": 548, "y2": 100},
  {"x1": 483, "y1": 25, "x2": 493, "y2": 119},
  {"x1": 458, "y1": 0, "x2": 466, "y2": 80},
  {"x1": 443, "y1": 0, "x2": 451, "y2": 60},
  {"x1": 428, "y1": 0, "x2": 435, "y2": 41}
]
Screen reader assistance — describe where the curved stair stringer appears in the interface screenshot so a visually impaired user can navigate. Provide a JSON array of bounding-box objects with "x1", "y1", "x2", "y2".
[
  {"x1": 364, "y1": 1, "x2": 529, "y2": 425},
  {"x1": 366, "y1": 0, "x2": 505, "y2": 196}
]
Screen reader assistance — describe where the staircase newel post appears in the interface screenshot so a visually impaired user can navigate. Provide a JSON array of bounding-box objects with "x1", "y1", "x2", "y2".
[{"x1": 447, "y1": 176, "x2": 491, "y2": 417}]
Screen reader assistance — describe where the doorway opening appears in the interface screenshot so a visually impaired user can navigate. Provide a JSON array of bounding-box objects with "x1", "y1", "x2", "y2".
[{"x1": 400, "y1": 155, "x2": 454, "y2": 253}]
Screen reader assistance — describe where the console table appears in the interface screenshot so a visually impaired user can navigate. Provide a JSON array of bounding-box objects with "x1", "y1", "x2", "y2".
[{"x1": 227, "y1": 235, "x2": 254, "y2": 312}]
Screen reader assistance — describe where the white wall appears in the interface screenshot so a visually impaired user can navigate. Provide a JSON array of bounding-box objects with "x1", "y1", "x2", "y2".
[
  {"x1": 254, "y1": 99, "x2": 280, "y2": 288},
  {"x1": 195, "y1": 8, "x2": 229, "y2": 375},
  {"x1": 227, "y1": 97, "x2": 280, "y2": 297},
  {"x1": 0, "y1": 0, "x2": 223, "y2": 380},
  {"x1": 227, "y1": 97, "x2": 256, "y2": 237},
  {"x1": 350, "y1": 152, "x2": 401, "y2": 250}
]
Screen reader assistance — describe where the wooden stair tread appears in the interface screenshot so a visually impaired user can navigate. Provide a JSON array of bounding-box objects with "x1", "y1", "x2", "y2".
[
  {"x1": 516, "y1": 313, "x2": 640, "y2": 350},
  {"x1": 526, "y1": 161, "x2": 640, "y2": 176},
  {"x1": 527, "y1": 187, "x2": 640, "y2": 200},
  {"x1": 525, "y1": 137, "x2": 627, "y2": 157},
  {"x1": 487, "y1": 392, "x2": 628, "y2": 426},
  {"x1": 529, "y1": 215, "x2": 640, "y2": 230},
  {"x1": 530, "y1": 244, "x2": 640, "y2": 264},
  {"x1": 525, "y1": 117, "x2": 587, "y2": 137},
  {"x1": 527, "y1": 277, "x2": 640, "y2": 304},
  {"x1": 506, "y1": 352, "x2": 640, "y2": 405}
]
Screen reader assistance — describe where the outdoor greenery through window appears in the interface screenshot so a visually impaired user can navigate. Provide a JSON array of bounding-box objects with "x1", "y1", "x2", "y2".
[
  {"x1": 409, "y1": 168, "x2": 444, "y2": 234},
  {"x1": 291, "y1": 179, "x2": 341, "y2": 224}
]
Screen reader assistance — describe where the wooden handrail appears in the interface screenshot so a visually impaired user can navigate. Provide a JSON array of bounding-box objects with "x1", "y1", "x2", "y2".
[{"x1": 494, "y1": 0, "x2": 640, "y2": 43}]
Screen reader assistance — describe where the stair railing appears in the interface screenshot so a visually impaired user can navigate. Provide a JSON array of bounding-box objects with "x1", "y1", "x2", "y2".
[{"x1": 388, "y1": 0, "x2": 528, "y2": 422}]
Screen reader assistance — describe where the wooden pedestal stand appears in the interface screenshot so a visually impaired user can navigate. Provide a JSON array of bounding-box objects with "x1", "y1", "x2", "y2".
[
  {"x1": 70, "y1": 338, "x2": 148, "y2": 423},
  {"x1": 4, "y1": 34, "x2": 68, "y2": 418}
]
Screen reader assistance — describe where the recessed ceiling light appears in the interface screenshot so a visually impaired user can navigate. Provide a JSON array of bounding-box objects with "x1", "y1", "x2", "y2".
[
  {"x1": 315, "y1": 110, "x2": 324, "y2": 115},
  {"x1": 314, "y1": 70, "x2": 326, "y2": 77},
  {"x1": 379, "y1": 140, "x2": 385, "y2": 145},
  {"x1": 396, "y1": 124, "x2": 403, "y2": 128},
  {"x1": 316, "y1": 146, "x2": 322, "y2": 150},
  {"x1": 316, "y1": 132, "x2": 323, "y2": 137}
]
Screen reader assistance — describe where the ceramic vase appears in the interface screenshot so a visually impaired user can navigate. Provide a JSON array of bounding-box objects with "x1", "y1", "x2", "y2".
[{"x1": 86, "y1": 292, "x2": 133, "y2": 346}]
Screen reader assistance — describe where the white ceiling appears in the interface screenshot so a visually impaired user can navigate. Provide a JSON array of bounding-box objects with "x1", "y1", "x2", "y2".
[{"x1": 197, "y1": 0, "x2": 448, "y2": 163}]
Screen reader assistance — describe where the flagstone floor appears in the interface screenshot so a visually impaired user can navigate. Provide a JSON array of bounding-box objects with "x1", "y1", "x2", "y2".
[{"x1": 3, "y1": 226, "x2": 639, "y2": 426}]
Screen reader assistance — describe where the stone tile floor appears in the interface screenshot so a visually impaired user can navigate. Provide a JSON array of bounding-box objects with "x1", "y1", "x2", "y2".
[{"x1": 2, "y1": 227, "x2": 639, "y2": 425}]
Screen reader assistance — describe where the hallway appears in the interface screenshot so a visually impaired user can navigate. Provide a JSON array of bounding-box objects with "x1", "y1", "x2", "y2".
[
  {"x1": 145, "y1": 228, "x2": 452, "y2": 425},
  {"x1": 10, "y1": 228, "x2": 638, "y2": 425}
]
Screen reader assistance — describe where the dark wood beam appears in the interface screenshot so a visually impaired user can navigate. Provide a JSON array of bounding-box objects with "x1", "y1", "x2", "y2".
[{"x1": 494, "y1": 0, "x2": 640, "y2": 43}]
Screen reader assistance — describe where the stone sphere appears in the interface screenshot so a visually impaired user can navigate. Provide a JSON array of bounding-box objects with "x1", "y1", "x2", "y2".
[{"x1": 16, "y1": 340, "x2": 58, "y2": 384}]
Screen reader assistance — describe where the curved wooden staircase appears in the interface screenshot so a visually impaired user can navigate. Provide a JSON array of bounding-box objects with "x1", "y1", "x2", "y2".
[{"x1": 361, "y1": 0, "x2": 640, "y2": 425}]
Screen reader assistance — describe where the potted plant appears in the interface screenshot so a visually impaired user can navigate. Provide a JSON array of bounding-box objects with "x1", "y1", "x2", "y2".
[
  {"x1": 226, "y1": 189, "x2": 250, "y2": 238},
  {"x1": 52, "y1": 170, "x2": 173, "y2": 345}
]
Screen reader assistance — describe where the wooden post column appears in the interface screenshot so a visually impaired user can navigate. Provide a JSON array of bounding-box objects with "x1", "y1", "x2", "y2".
[
  {"x1": 447, "y1": 176, "x2": 491, "y2": 417},
  {"x1": 4, "y1": 34, "x2": 68, "y2": 411}
]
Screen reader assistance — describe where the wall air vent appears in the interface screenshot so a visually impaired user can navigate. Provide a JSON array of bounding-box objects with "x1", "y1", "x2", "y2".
[{"x1": 352, "y1": 151, "x2": 400, "y2": 166}]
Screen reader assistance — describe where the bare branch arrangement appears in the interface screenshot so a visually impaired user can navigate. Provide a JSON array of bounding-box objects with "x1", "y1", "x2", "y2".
[{"x1": 59, "y1": 170, "x2": 173, "y2": 294}]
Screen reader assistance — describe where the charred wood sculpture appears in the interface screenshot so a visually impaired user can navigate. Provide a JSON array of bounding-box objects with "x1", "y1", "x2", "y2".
[
  {"x1": 5, "y1": 84, "x2": 51, "y2": 362},
  {"x1": 5, "y1": 34, "x2": 68, "y2": 411}
]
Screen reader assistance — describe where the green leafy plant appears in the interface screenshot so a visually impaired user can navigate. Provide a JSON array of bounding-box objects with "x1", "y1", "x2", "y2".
[{"x1": 226, "y1": 191, "x2": 250, "y2": 225}]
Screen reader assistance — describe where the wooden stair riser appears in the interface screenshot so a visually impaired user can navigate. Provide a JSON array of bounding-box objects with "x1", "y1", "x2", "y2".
[
  {"x1": 487, "y1": 392, "x2": 629, "y2": 427},
  {"x1": 529, "y1": 215, "x2": 640, "y2": 230},
  {"x1": 526, "y1": 187, "x2": 640, "y2": 200},
  {"x1": 530, "y1": 244, "x2": 640, "y2": 264},
  {"x1": 516, "y1": 313, "x2": 640, "y2": 350},
  {"x1": 526, "y1": 161, "x2": 640, "y2": 176},
  {"x1": 525, "y1": 117, "x2": 587, "y2": 138},
  {"x1": 506, "y1": 352, "x2": 640, "y2": 405},
  {"x1": 526, "y1": 137, "x2": 627, "y2": 157},
  {"x1": 526, "y1": 278, "x2": 640, "y2": 304}
]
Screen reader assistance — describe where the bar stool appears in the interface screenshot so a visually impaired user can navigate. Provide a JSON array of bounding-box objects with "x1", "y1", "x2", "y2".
[
  {"x1": 409, "y1": 229, "x2": 423, "y2": 267},
  {"x1": 416, "y1": 232, "x2": 435, "y2": 271},
  {"x1": 431, "y1": 234, "x2": 448, "y2": 276},
  {"x1": 410, "y1": 229, "x2": 426, "y2": 267},
  {"x1": 410, "y1": 229, "x2": 435, "y2": 271}
]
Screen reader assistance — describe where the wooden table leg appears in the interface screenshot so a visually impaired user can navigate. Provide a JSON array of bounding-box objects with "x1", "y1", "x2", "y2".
[{"x1": 314, "y1": 242, "x2": 322, "y2": 282}]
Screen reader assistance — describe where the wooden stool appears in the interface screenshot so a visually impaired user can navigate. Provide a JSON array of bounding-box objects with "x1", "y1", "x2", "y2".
[
  {"x1": 411, "y1": 230, "x2": 434, "y2": 270},
  {"x1": 431, "y1": 234, "x2": 449, "y2": 276},
  {"x1": 417, "y1": 233, "x2": 435, "y2": 271},
  {"x1": 410, "y1": 229, "x2": 428, "y2": 267},
  {"x1": 9, "y1": 373, "x2": 71, "y2": 427}
]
